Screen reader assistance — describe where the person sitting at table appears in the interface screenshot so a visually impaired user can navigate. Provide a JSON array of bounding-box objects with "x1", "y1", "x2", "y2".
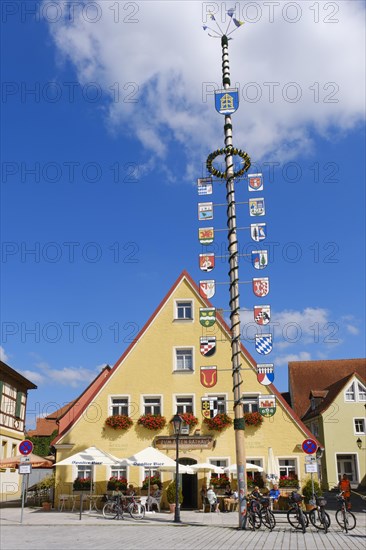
[
  {"x1": 250, "y1": 486, "x2": 263, "y2": 500},
  {"x1": 224, "y1": 489, "x2": 238, "y2": 512},
  {"x1": 269, "y1": 484, "x2": 280, "y2": 509},
  {"x1": 146, "y1": 484, "x2": 162, "y2": 511},
  {"x1": 207, "y1": 485, "x2": 220, "y2": 513}
]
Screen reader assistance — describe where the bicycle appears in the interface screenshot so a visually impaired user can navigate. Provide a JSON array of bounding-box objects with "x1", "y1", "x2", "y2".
[
  {"x1": 335, "y1": 491, "x2": 356, "y2": 533},
  {"x1": 258, "y1": 496, "x2": 276, "y2": 531},
  {"x1": 287, "y1": 491, "x2": 308, "y2": 533},
  {"x1": 308, "y1": 494, "x2": 331, "y2": 534},
  {"x1": 103, "y1": 494, "x2": 145, "y2": 520},
  {"x1": 245, "y1": 496, "x2": 262, "y2": 530}
]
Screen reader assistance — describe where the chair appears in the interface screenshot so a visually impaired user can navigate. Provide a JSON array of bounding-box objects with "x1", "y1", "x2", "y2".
[
  {"x1": 147, "y1": 495, "x2": 161, "y2": 512},
  {"x1": 58, "y1": 494, "x2": 70, "y2": 512},
  {"x1": 204, "y1": 496, "x2": 217, "y2": 513}
]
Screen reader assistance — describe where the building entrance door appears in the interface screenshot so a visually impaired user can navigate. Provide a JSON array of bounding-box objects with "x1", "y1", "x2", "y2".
[
  {"x1": 180, "y1": 458, "x2": 197, "y2": 509},
  {"x1": 336, "y1": 454, "x2": 358, "y2": 486}
]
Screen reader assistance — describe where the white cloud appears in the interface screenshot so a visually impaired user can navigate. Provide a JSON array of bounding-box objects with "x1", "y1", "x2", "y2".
[
  {"x1": 20, "y1": 360, "x2": 103, "y2": 388},
  {"x1": 44, "y1": 1, "x2": 365, "y2": 175},
  {"x1": 0, "y1": 346, "x2": 9, "y2": 362},
  {"x1": 274, "y1": 351, "x2": 312, "y2": 368}
]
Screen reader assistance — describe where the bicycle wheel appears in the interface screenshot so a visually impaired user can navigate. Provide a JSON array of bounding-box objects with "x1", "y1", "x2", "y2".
[
  {"x1": 299, "y1": 509, "x2": 307, "y2": 533},
  {"x1": 261, "y1": 509, "x2": 276, "y2": 530},
  {"x1": 128, "y1": 502, "x2": 145, "y2": 520},
  {"x1": 248, "y1": 511, "x2": 262, "y2": 530},
  {"x1": 336, "y1": 509, "x2": 356, "y2": 531},
  {"x1": 103, "y1": 502, "x2": 116, "y2": 519},
  {"x1": 287, "y1": 507, "x2": 309, "y2": 530},
  {"x1": 309, "y1": 509, "x2": 330, "y2": 531}
]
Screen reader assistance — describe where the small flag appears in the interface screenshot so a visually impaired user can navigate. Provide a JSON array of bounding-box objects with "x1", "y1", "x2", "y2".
[
  {"x1": 227, "y1": 8, "x2": 235, "y2": 17},
  {"x1": 197, "y1": 177, "x2": 213, "y2": 195},
  {"x1": 252, "y1": 277, "x2": 270, "y2": 297},
  {"x1": 251, "y1": 250, "x2": 268, "y2": 270},
  {"x1": 199, "y1": 280, "x2": 215, "y2": 299},
  {"x1": 233, "y1": 18, "x2": 244, "y2": 27},
  {"x1": 249, "y1": 198, "x2": 265, "y2": 217},
  {"x1": 250, "y1": 223, "x2": 267, "y2": 242},
  {"x1": 199, "y1": 227, "x2": 214, "y2": 245},
  {"x1": 200, "y1": 336, "x2": 216, "y2": 357},
  {"x1": 254, "y1": 305, "x2": 271, "y2": 325},
  {"x1": 256, "y1": 364, "x2": 275, "y2": 386},
  {"x1": 200, "y1": 366, "x2": 217, "y2": 388},
  {"x1": 248, "y1": 173, "x2": 263, "y2": 192},
  {"x1": 199, "y1": 253, "x2": 215, "y2": 272},
  {"x1": 200, "y1": 307, "x2": 216, "y2": 327},
  {"x1": 198, "y1": 202, "x2": 213, "y2": 220},
  {"x1": 258, "y1": 395, "x2": 276, "y2": 417},
  {"x1": 255, "y1": 333, "x2": 273, "y2": 355}
]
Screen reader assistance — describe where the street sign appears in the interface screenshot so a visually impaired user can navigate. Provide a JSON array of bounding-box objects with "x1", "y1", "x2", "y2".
[
  {"x1": 305, "y1": 464, "x2": 318, "y2": 473},
  {"x1": 305, "y1": 455, "x2": 317, "y2": 463},
  {"x1": 19, "y1": 440, "x2": 33, "y2": 455},
  {"x1": 19, "y1": 464, "x2": 32, "y2": 475},
  {"x1": 302, "y1": 438, "x2": 317, "y2": 455}
]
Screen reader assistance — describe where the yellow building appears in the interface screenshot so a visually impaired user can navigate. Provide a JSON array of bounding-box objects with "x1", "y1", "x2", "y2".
[
  {"x1": 54, "y1": 271, "x2": 319, "y2": 508},
  {"x1": 0, "y1": 360, "x2": 37, "y2": 501}
]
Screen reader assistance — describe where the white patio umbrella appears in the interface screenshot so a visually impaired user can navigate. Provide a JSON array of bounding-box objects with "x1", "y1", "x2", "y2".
[
  {"x1": 266, "y1": 447, "x2": 280, "y2": 483},
  {"x1": 224, "y1": 463, "x2": 264, "y2": 474},
  {"x1": 190, "y1": 462, "x2": 225, "y2": 487},
  {"x1": 126, "y1": 446, "x2": 176, "y2": 507},
  {"x1": 158, "y1": 463, "x2": 195, "y2": 475}
]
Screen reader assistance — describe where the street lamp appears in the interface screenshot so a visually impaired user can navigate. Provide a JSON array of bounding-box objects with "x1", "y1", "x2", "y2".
[
  {"x1": 172, "y1": 412, "x2": 183, "y2": 523},
  {"x1": 356, "y1": 438, "x2": 362, "y2": 449}
]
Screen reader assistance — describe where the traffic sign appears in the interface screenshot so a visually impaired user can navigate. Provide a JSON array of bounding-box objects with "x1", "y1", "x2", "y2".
[
  {"x1": 301, "y1": 438, "x2": 317, "y2": 455},
  {"x1": 305, "y1": 455, "x2": 317, "y2": 463},
  {"x1": 19, "y1": 464, "x2": 32, "y2": 475},
  {"x1": 19, "y1": 440, "x2": 33, "y2": 456},
  {"x1": 305, "y1": 463, "x2": 318, "y2": 473}
]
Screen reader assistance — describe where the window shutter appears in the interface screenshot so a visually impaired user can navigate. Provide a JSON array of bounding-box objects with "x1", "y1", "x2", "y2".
[{"x1": 15, "y1": 391, "x2": 24, "y2": 418}]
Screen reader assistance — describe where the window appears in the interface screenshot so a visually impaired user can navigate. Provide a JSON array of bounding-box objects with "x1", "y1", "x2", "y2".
[
  {"x1": 143, "y1": 467, "x2": 159, "y2": 480},
  {"x1": 310, "y1": 422, "x2": 319, "y2": 438},
  {"x1": 77, "y1": 465, "x2": 91, "y2": 479},
  {"x1": 279, "y1": 459, "x2": 296, "y2": 478},
  {"x1": 175, "y1": 348, "x2": 193, "y2": 371},
  {"x1": 143, "y1": 396, "x2": 161, "y2": 415},
  {"x1": 207, "y1": 395, "x2": 226, "y2": 414},
  {"x1": 176, "y1": 396, "x2": 193, "y2": 414},
  {"x1": 354, "y1": 418, "x2": 365, "y2": 435},
  {"x1": 111, "y1": 397, "x2": 129, "y2": 416},
  {"x1": 247, "y1": 459, "x2": 263, "y2": 480},
  {"x1": 345, "y1": 380, "x2": 366, "y2": 402},
  {"x1": 175, "y1": 301, "x2": 193, "y2": 320},
  {"x1": 242, "y1": 395, "x2": 259, "y2": 413},
  {"x1": 110, "y1": 466, "x2": 127, "y2": 479},
  {"x1": 209, "y1": 458, "x2": 228, "y2": 468}
]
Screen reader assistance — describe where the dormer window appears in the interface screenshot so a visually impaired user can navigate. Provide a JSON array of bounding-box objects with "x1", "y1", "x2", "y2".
[{"x1": 345, "y1": 380, "x2": 366, "y2": 402}]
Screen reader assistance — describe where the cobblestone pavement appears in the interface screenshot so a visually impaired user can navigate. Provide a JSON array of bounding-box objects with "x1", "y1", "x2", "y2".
[{"x1": 1, "y1": 506, "x2": 365, "y2": 550}]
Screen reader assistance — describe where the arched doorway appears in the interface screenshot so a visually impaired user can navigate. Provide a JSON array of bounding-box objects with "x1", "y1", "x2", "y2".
[{"x1": 179, "y1": 457, "x2": 197, "y2": 509}]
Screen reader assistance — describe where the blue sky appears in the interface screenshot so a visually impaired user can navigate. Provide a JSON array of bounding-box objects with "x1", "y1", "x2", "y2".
[{"x1": 1, "y1": 1, "x2": 365, "y2": 429}]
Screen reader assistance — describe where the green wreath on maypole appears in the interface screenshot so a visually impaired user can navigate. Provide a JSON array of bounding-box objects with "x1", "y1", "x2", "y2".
[{"x1": 206, "y1": 146, "x2": 251, "y2": 179}]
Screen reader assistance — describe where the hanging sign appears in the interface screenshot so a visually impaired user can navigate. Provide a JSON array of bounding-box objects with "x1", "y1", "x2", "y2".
[
  {"x1": 255, "y1": 333, "x2": 273, "y2": 355},
  {"x1": 250, "y1": 223, "x2": 267, "y2": 242},
  {"x1": 258, "y1": 395, "x2": 276, "y2": 417},
  {"x1": 199, "y1": 253, "x2": 215, "y2": 272},
  {"x1": 254, "y1": 305, "x2": 271, "y2": 325},
  {"x1": 199, "y1": 307, "x2": 216, "y2": 327},
  {"x1": 256, "y1": 364, "x2": 275, "y2": 385},
  {"x1": 198, "y1": 227, "x2": 214, "y2": 245},
  {"x1": 200, "y1": 336, "x2": 216, "y2": 356},
  {"x1": 215, "y1": 89, "x2": 239, "y2": 115},
  {"x1": 248, "y1": 173, "x2": 263, "y2": 192},
  {"x1": 198, "y1": 202, "x2": 213, "y2": 220},
  {"x1": 201, "y1": 398, "x2": 218, "y2": 419},
  {"x1": 252, "y1": 277, "x2": 270, "y2": 297},
  {"x1": 197, "y1": 177, "x2": 213, "y2": 195},
  {"x1": 249, "y1": 197, "x2": 265, "y2": 217},
  {"x1": 200, "y1": 366, "x2": 217, "y2": 388},
  {"x1": 251, "y1": 250, "x2": 268, "y2": 270},
  {"x1": 199, "y1": 280, "x2": 215, "y2": 299}
]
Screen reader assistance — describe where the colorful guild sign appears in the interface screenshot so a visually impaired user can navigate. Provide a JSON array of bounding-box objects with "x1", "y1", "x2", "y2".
[
  {"x1": 214, "y1": 88, "x2": 239, "y2": 115},
  {"x1": 250, "y1": 223, "x2": 266, "y2": 242},
  {"x1": 256, "y1": 364, "x2": 275, "y2": 386},
  {"x1": 251, "y1": 250, "x2": 268, "y2": 270},
  {"x1": 199, "y1": 280, "x2": 215, "y2": 299},
  {"x1": 198, "y1": 202, "x2": 213, "y2": 220},
  {"x1": 254, "y1": 305, "x2": 271, "y2": 325},
  {"x1": 258, "y1": 395, "x2": 276, "y2": 417},
  {"x1": 199, "y1": 253, "x2": 215, "y2": 272},
  {"x1": 255, "y1": 333, "x2": 273, "y2": 355},
  {"x1": 199, "y1": 307, "x2": 216, "y2": 327},
  {"x1": 252, "y1": 277, "x2": 270, "y2": 297},
  {"x1": 248, "y1": 173, "x2": 263, "y2": 192},
  {"x1": 200, "y1": 366, "x2": 217, "y2": 388},
  {"x1": 200, "y1": 336, "x2": 216, "y2": 356},
  {"x1": 197, "y1": 177, "x2": 213, "y2": 195},
  {"x1": 249, "y1": 197, "x2": 265, "y2": 217},
  {"x1": 201, "y1": 398, "x2": 218, "y2": 419},
  {"x1": 198, "y1": 227, "x2": 214, "y2": 245}
]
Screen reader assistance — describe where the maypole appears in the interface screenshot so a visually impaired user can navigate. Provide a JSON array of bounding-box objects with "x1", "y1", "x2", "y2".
[{"x1": 203, "y1": 11, "x2": 251, "y2": 529}]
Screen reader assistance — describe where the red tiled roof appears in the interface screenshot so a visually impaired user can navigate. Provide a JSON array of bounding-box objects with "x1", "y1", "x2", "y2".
[
  {"x1": 289, "y1": 359, "x2": 366, "y2": 418},
  {"x1": 27, "y1": 417, "x2": 58, "y2": 437}
]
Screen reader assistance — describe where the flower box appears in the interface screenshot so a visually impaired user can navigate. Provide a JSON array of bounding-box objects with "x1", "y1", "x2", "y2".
[
  {"x1": 203, "y1": 413, "x2": 233, "y2": 432},
  {"x1": 107, "y1": 476, "x2": 127, "y2": 491},
  {"x1": 105, "y1": 414, "x2": 133, "y2": 430},
  {"x1": 178, "y1": 413, "x2": 199, "y2": 429},
  {"x1": 142, "y1": 474, "x2": 161, "y2": 490},
  {"x1": 210, "y1": 474, "x2": 230, "y2": 488},
  {"x1": 244, "y1": 412, "x2": 263, "y2": 427},
  {"x1": 73, "y1": 477, "x2": 91, "y2": 491},
  {"x1": 137, "y1": 414, "x2": 166, "y2": 431}
]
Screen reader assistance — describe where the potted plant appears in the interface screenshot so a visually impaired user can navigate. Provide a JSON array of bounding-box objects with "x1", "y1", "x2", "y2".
[
  {"x1": 73, "y1": 477, "x2": 91, "y2": 491},
  {"x1": 142, "y1": 473, "x2": 161, "y2": 490},
  {"x1": 244, "y1": 412, "x2": 264, "y2": 427},
  {"x1": 137, "y1": 414, "x2": 166, "y2": 430},
  {"x1": 166, "y1": 480, "x2": 183, "y2": 513},
  {"x1": 36, "y1": 473, "x2": 55, "y2": 510},
  {"x1": 107, "y1": 476, "x2": 127, "y2": 491},
  {"x1": 105, "y1": 414, "x2": 133, "y2": 430},
  {"x1": 302, "y1": 478, "x2": 320, "y2": 510},
  {"x1": 203, "y1": 413, "x2": 233, "y2": 432}
]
